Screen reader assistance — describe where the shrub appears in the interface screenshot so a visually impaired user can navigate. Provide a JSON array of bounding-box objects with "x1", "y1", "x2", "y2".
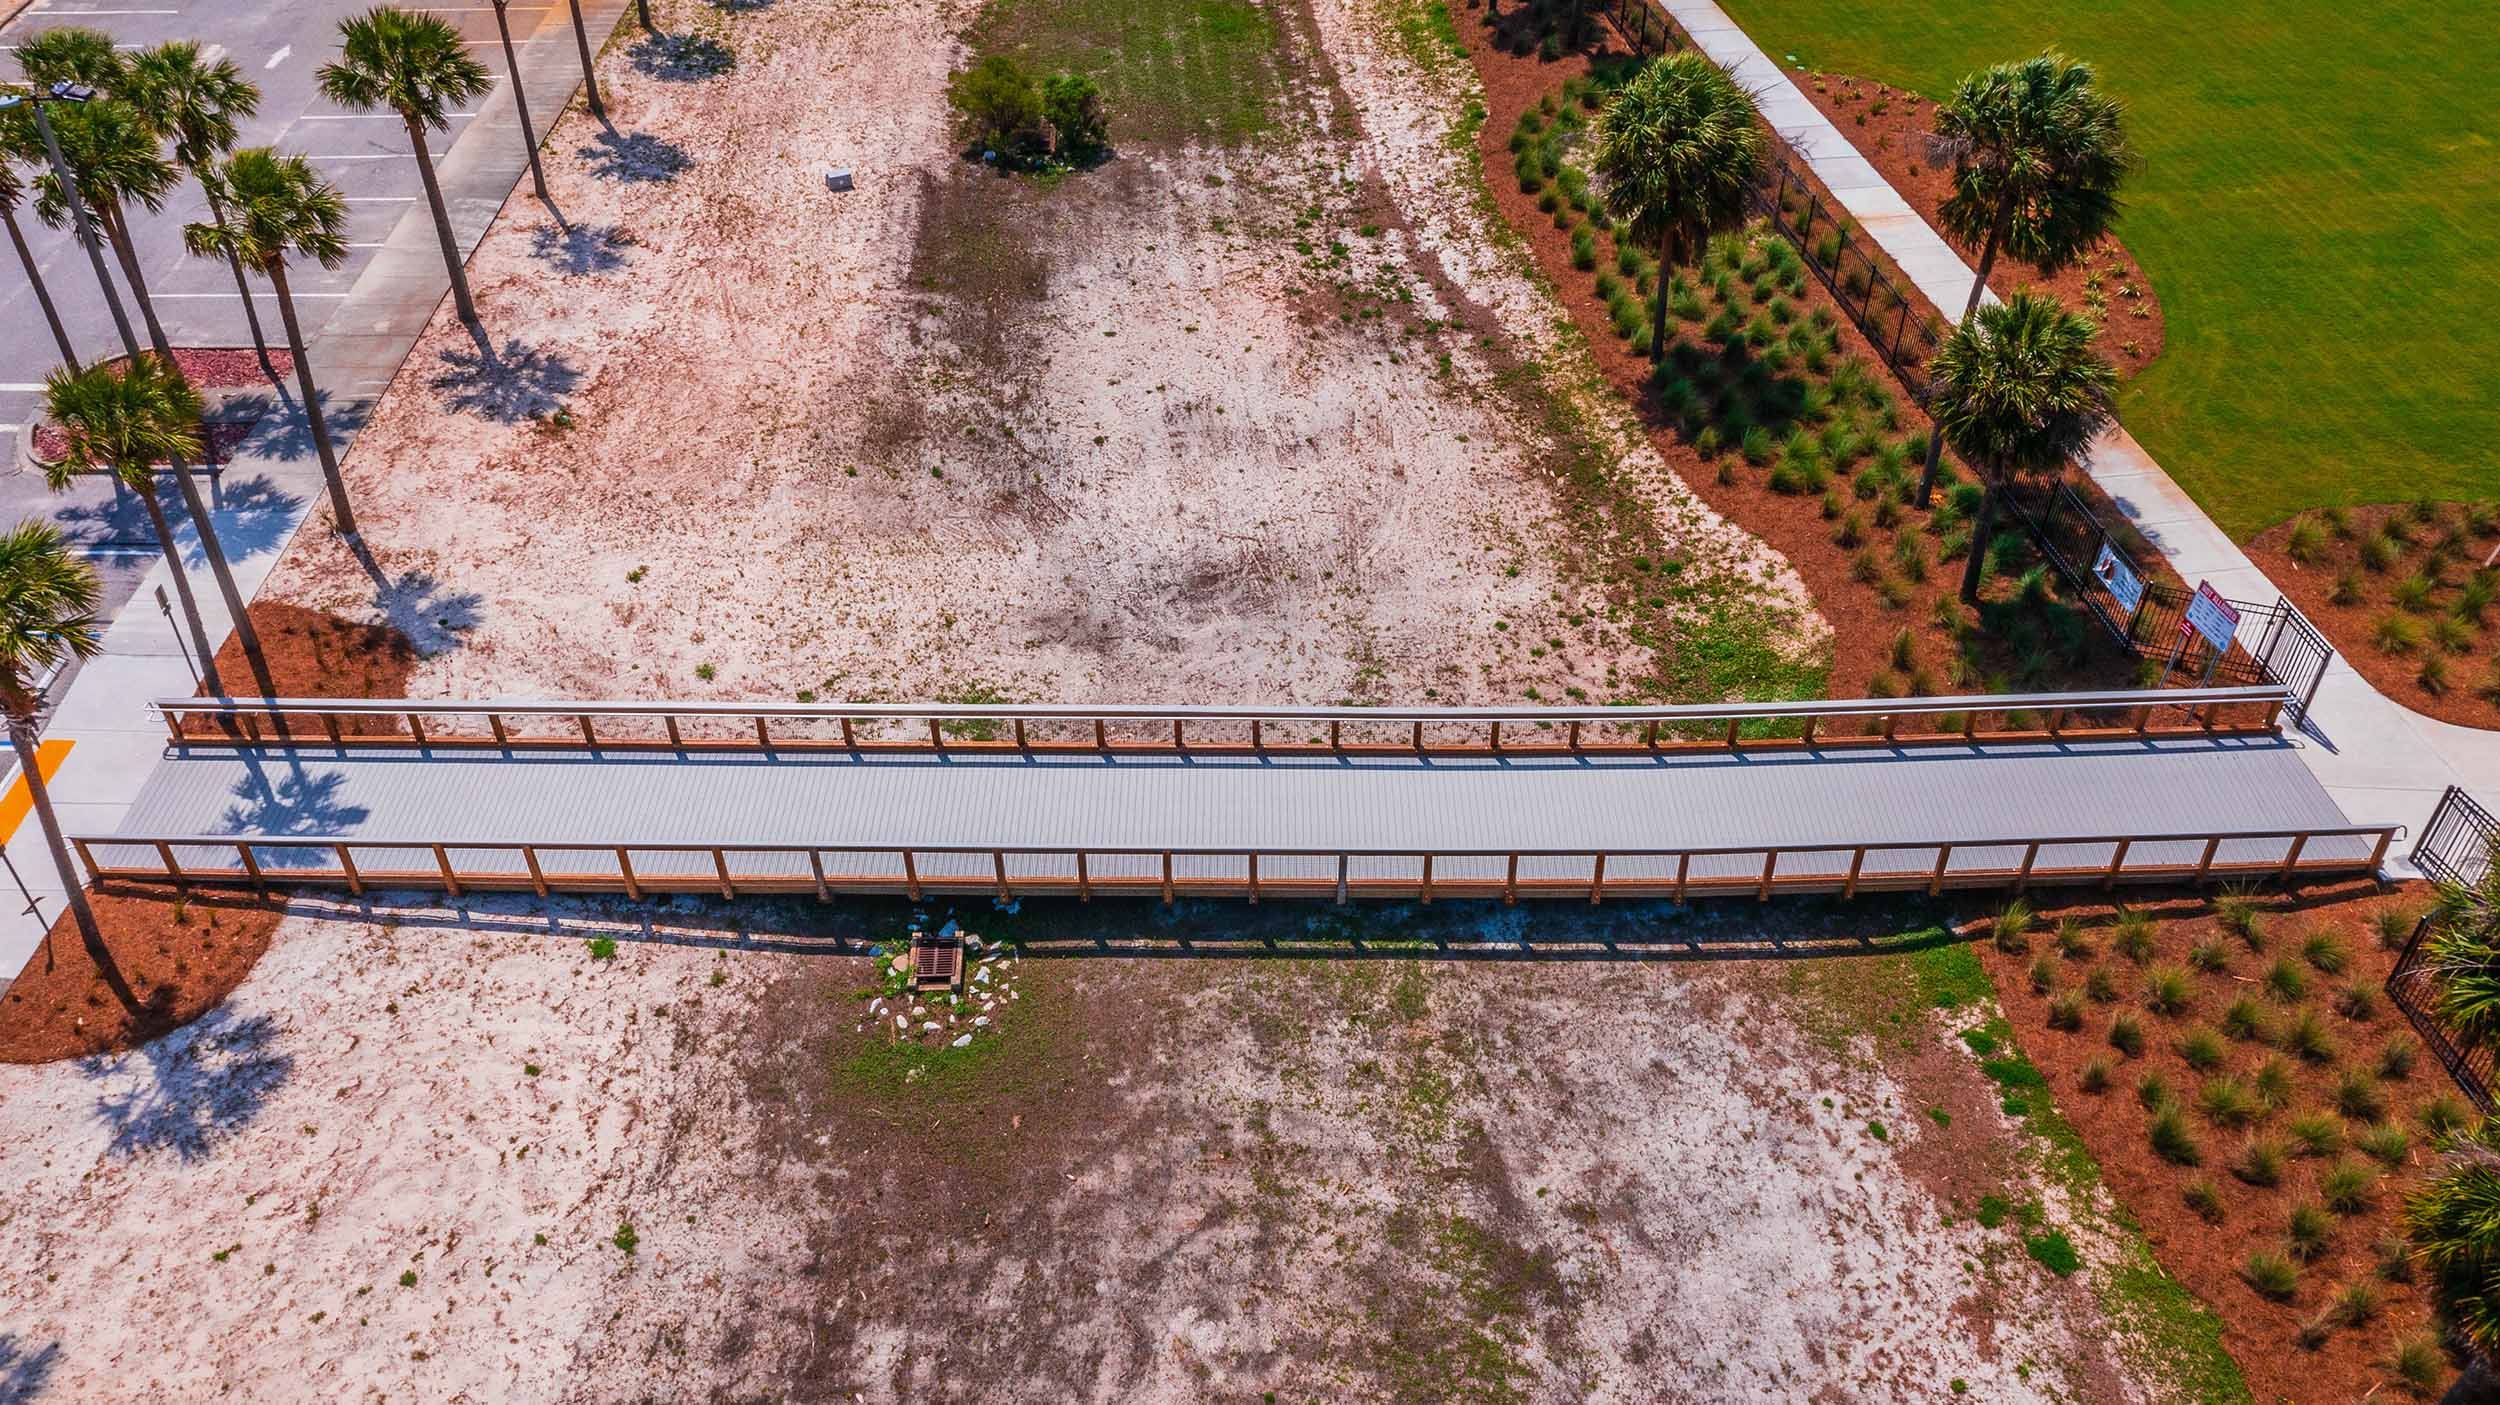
[
  {"x1": 948, "y1": 54, "x2": 1047, "y2": 156},
  {"x1": 2285, "y1": 1009, "x2": 2338, "y2": 1063},
  {"x1": 2055, "y1": 918, "x2": 2094, "y2": 960},
  {"x1": 2335, "y1": 1068, "x2": 2387, "y2": 1123},
  {"x1": 2213, "y1": 893, "x2": 2263, "y2": 945},
  {"x1": 2241, "y1": 1251, "x2": 2299, "y2": 1301},
  {"x1": 2329, "y1": 570, "x2": 2364, "y2": 606},
  {"x1": 2183, "y1": 1177, "x2": 2226, "y2": 1224},
  {"x1": 2302, "y1": 930, "x2": 2353, "y2": 975},
  {"x1": 2136, "y1": 1070, "x2": 2173, "y2": 1112},
  {"x1": 2286, "y1": 518, "x2": 2329, "y2": 564},
  {"x1": 2419, "y1": 653, "x2": 2451, "y2": 695},
  {"x1": 2391, "y1": 1334, "x2": 2444, "y2": 1395},
  {"x1": 2188, "y1": 937, "x2": 2229, "y2": 973},
  {"x1": 2378, "y1": 1039, "x2": 2416, "y2": 1081},
  {"x1": 2232, "y1": 1136, "x2": 2286, "y2": 1187},
  {"x1": 2109, "y1": 1013, "x2": 2145, "y2": 1057},
  {"x1": 2086, "y1": 966, "x2": 2120, "y2": 1003},
  {"x1": 2434, "y1": 613, "x2": 2477, "y2": 654},
  {"x1": 2197, "y1": 1076, "x2": 2260, "y2": 1128},
  {"x1": 2289, "y1": 1111, "x2": 2344, "y2": 1157},
  {"x1": 1991, "y1": 899, "x2": 2034, "y2": 953},
  {"x1": 2376, "y1": 907, "x2": 2421, "y2": 950},
  {"x1": 586, "y1": 935, "x2": 618, "y2": 961},
  {"x1": 2028, "y1": 954, "x2": 2058, "y2": 994},
  {"x1": 2354, "y1": 1124, "x2": 2410, "y2": 1167},
  {"x1": 2077, "y1": 1056, "x2": 2111, "y2": 1093},
  {"x1": 1739, "y1": 425, "x2": 1772, "y2": 464},
  {"x1": 2222, "y1": 995, "x2": 2271, "y2": 1042},
  {"x1": 2421, "y1": 1092, "x2": 2471, "y2": 1138},
  {"x1": 1039, "y1": 71, "x2": 1108, "y2": 156},
  {"x1": 2266, "y1": 958, "x2": 2309, "y2": 1003},
  {"x1": 2179, "y1": 1027, "x2": 2225, "y2": 1071},
  {"x1": 2113, "y1": 910, "x2": 2157, "y2": 964},
  {"x1": 2144, "y1": 966, "x2": 2193, "y2": 1016},
  {"x1": 2360, "y1": 533, "x2": 2400, "y2": 572},
  {"x1": 2149, "y1": 1103, "x2": 2201, "y2": 1165},
  {"x1": 2046, "y1": 991, "x2": 2085, "y2": 1031},
  {"x1": 2286, "y1": 1201, "x2": 2334, "y2": 1261},
  {"x1": 1569, "y1": 226, "x2": 1597, "y2": 270},
  {"x1": 1832, "y1": 509, "x2": 1868, "y2": 549},
  {"x1": 2374, "y1": 612, "x2": 2424, "y2": 655},
  {"x1": 2333, "y1": 980, "x2": 2378, "y2": 1022},
  {"x1": 2378, "y1": 1233, "x2": 2417, "y2": 1283},
  {"x1": 2253, "y1": 1055, "x2": 2295, "y2": 1111},
  {"x1": 2393, "y1": 572, "x2": 2437, "y2": 613},
  {"x1": 2320, "y1": 1160, "x2": 2376, "y2": 1214}
]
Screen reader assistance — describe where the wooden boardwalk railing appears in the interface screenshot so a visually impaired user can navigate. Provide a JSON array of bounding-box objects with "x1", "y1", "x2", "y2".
[
  {"x1": 77, "y1": 823, "x2": 2396, "y2": 907},
  {"x1": 157, "y1": 686, "x2": 2292, "y2": 756}
]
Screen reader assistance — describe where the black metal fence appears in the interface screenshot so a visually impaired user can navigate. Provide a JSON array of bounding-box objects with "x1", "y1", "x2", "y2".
[
  {"x1": 2389, "y1": 910, "x2": 2498, "y2": 1114},
  {"x1": 2417, "y1": 786, "x2": 2499, "y2": 890}
]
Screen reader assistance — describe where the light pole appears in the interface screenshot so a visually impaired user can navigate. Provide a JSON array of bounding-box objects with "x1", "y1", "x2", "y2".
[
  {"x1": 490, "y1": 0, "x2": 553, "y2": 206},
  {"x1": 2, "y1": 83, "x2": 139, "y2": 361}
]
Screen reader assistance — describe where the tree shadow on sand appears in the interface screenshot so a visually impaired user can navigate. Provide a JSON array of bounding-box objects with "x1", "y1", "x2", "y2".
[
  {"x1": 428, "y1": 340, "x2": 582, "y2": 423},
  {"x1": 628, "y1": 32, "x2": 735, "y2": 81},
  {"x1": 81, "y1": 1005, "x2": 294, "y2": 1162},
  {"x1": 336, "y1": 535, "x2": 484, "y2": 657},
  {"x1": 0, "y1": 1335, "x2": 63, "y2": 1404},
  {"x1": 529, "y1": 222, "x2": 633, "y2": 276},
  {"x1": 576, "y1": 129, "x2": 691, "y2": 184}
]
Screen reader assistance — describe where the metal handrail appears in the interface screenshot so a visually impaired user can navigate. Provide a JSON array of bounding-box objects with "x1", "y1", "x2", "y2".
[{"x1": 154, "y1": 684, "x2": 2290, "y2": 726}]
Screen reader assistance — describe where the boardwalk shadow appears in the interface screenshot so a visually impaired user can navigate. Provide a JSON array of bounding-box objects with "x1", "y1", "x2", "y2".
[
  {"x1": 577, "y1": 129, "x2": 691, "y2": 183},
  {"x1": 530, "y1": 222, "x2": 632, "y2": 276},
  {"x1": 429, "y1": 340, "x2": 582, "y2": 423},
  {"x1": 81, "y1": 1005, "x2": 293, "y2": 1162}
]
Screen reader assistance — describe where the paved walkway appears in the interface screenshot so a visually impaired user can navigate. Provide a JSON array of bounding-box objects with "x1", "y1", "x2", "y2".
[
  {"x1": 0, "y1": 0, "x2": 630, "y2": 975},
  {"x1": 1661, "y1": 0, "x2": 2500, "y2": 862}
]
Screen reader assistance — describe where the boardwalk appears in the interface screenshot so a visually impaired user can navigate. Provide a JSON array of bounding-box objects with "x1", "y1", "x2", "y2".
[{"x1": 72, "y1": 690, "x2": 2397, "y2": 903}]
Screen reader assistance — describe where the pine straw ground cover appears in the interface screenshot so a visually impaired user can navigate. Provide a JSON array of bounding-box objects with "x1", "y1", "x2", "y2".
[
  {"x1": 1452, "y1": 21, "x2": 2160, "y2": 705},
  {"x1": 1975, "y1": 880, "x2": 2461, "y2": 1401},
  {"x1": 2249, "y1": 498, "x2": 2500, "y2": 729}
]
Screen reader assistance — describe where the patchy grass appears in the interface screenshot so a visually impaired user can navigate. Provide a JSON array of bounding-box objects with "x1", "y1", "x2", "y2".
[{"x1": 969, "y1": 0, "x2": 1285, "y2": 146}]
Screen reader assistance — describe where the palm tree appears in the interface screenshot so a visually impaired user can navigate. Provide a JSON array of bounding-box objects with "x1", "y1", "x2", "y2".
[
  {"x1": 562, "y1": 0, "x2": 608, "y2": 122},
  {"x1": 0, "y1": 157, "x2": 78, "y2": 371},
  {"x1": 16, "y1": 91, "x2": 180, "y2": 354},
  {"x1": 488, "y1": 0, "x2": 552, "y2": 205},
  {"x1": 127, "y1": 41, "x2": 274, "y2": 370},
  {"x1": 2404, "y1": 1113, "x2": 2500, "y2": 1401},
  {"x1": 1592, "y1": 51, "x2": 1764, "y2": 362},
  {"x1": 0, "y1": 520, "x2": 128, "y2": 995},
  {"x1": 42, "y1": 357, "x2": 227, "y2": 696},
  {"x1": 1917, "y1": 52, "x2": 2135, "y2": 504},
  {"x1": 11, "y1": 24, "x2": 125, "y2": 92},
  {"x1": 1925, "y1": 290, "x2": 2117, "y2": 603},
  {"x1": 186, "y1": 148, "x2": 357, "y2": 534},
  {"x1": 317, "y1": 8, "x2": 493, "y2": 331}
]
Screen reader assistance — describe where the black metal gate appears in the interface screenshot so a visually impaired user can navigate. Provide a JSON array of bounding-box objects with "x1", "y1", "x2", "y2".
[
  {"x1": 2416, "y1": 786, "x2": 2498, "y2": 889},
  {"x1": 2388, "y1": 909, "x2": 2498, "y2": 1114}
]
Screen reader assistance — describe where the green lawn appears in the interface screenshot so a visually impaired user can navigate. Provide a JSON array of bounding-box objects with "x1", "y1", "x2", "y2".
[{"x1": 1716, "y1": 0, "x2": 2498, "y2": 538}]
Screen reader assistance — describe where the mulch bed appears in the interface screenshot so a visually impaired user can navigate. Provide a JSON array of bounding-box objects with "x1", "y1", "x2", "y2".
[
  {"x1": 0, "y1": 884, "x2": 285, "y2": 1063},
  {"x1": 186, "y1": 602, "x2": 419, "y2": 739},
  {"x1": 1450, "y1": 6, "x2": 2165, "y2": 702},
  {"x1": 1975, "y1": 880, "x2": 2455, "y2": 1402},
  {"x1": 2247, "y1": 501, "x2": 2500, "y2": 729},
  {"x1": 1789, "y1": 73, "x2": 2167, "y2": 380},
  {"x1": 26, "y1": 345, "x2": 292, "y2": 468},
  {"x1": 31, "y1": 418, "x2": 261, "y2": 468}
]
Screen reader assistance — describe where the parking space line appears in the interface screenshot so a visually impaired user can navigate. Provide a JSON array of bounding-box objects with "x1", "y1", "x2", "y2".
[
  {"x1": 298, "y1": 111, "x2": 478, "y2": 120},
  {"x1": 149, "y1": 291, "x2": 349, "y2": 299}
]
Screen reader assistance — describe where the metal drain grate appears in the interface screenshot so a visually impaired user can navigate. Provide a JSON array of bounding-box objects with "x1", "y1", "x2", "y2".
[{"x1": 911, "y1": 935, "x2": 962, "y2": 992}]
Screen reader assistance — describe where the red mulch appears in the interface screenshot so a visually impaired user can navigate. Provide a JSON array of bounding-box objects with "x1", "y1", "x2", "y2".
[
  {"x1": 0, "y1": 885, "x2": 284, "y2": 1063},
  {"x1": 97, "y1": 345, "x2": 294, "y2": 389},
  {"x1": 31, "y1": 418, "x2": 260, "y2": 467},
  {"x1": 187, "y1": 602, "x2": 419, "y2": 739},
  {"x1": 2248, "y1": 502, "x2": 2500, "y2": 730},
  {"x1": 1790, "y1": 73, "x2": 2167, "y2": 380},
  {"x1": 1976, "y1": 880, "x2": 2454, "y2": 1402},
  {"x1": 1449, "y1": 5, "x2": 2162, "y2": 700}
]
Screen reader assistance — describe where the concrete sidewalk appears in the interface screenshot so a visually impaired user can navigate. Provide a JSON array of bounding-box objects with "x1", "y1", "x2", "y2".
[
  {"x1": 1661, "y1": 0, "x2": 2497, "y2": 864},
  {"x1": 0, "y1": 0, "x2": 631, "y2": 977}
]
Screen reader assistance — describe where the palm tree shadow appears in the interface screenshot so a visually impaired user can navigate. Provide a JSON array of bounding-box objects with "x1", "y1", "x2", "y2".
[
  {"x1": 707, "y1": 0, "x2": 772, "y2": 10},
  {"x1": 154, "y1": 473, "x2": 307, "y2": 568},
  {"x1": 343, "y1": 534, "x2": 483, "y2": 656},
  {"x1": 529, "y1": 222, "x2": 633, "y2": 275},
  {"x1": 428, "y1": 340, "x2": 583, "y2": 423},
  {"x1": 53, "y1": 478, "x2": 160, "y2": 550},
  {"x1": 627, "y1": 33, "x2": 735, "y2": 81},
  {"x1": 217, "y1": 754, "x2": 372, "y2": 868},
  {"x1": 576, "y1": 129, "x2": 691, "y2": 184},
  {"x1": 221, "y1": 385, "x2": 375, "y2": 464},
  {"x1": 80, "y1": 1005, "x2": 294, "y2": 1162},
  {"x1": 0, "y1": 1334, "x2": 63, "y2": 1403}
]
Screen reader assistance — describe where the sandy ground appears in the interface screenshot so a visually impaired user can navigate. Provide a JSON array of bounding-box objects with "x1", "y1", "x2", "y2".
[
  {"x1": 0, "y1": 898, "x2": 2162, "y2": 1401},
  {"x1": 257, "y1": 0, "x2": 1821, "y2": 707}
]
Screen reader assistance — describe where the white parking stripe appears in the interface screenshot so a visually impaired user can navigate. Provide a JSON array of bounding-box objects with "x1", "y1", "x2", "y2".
[
  {"x1": 298, "y1": 111, "x2": 477, "y2": 120},
  {"x1": 263, "y1": 44, "x2": 291, "y2": 68},
  {"x1": 149, "y1": 291, "x2": 349, "y2": 299}
]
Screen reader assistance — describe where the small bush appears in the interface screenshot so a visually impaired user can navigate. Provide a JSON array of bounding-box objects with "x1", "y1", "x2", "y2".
[
  {"x1": 2335, "y1": 1068, "x2": 2387, "y2": 1123},
  {"x1": 2354, "y1": 1124, "x2": 2410, "y2": 1167},
  {"x1": 2422, "y1": 1093, "x2": 2472, "y2": 1138},
  {"x1": 587, "y1": 936, "x2": 619, "y2": 962},
  {"x1": 2285, "y1": 1009, "x2": 2339, "y2": 1064},
  {"x1": 2374, "y1": 612, "x2": 2424, "y2": 655},
  {"x1": 2148, "y1": 1103, "x2": 2201, "y2": 1165},
  {"x1": 2378, "y1": 1039, "x2": 2416, "y2": 1081},
  {"x1": 2055, "y1": 918, "x2": 2094, "y2": 960},
  {"x1": 2288, "y1": 1111, "x2": 2343, "y2": 1157},
  {"x1": 2329, "y1": 570, "x2": 2364, "y2": 606},
  {"x1": 947, "y1": 54, "x2": 1048, "y2": 156},
  {"x1": 2265, "y1": 958, "x2": 2309, "y2": 1003},
  {"x1": 2137, "y1": 1071, "x2": 2173, "y2": 1112},
  {"x1": 2077, "y1": 1056, "x2": 2110, "y2": 1093},
  {"x1": 2178, "y1": 1027, "x2": 2225, "y2": 1071},
  {"x1": 2286, "y1": 1202, "x2": 2334, "y2": 1261},
  {"x1": 2376, "y1": 908, "x2": 2421, "y2": 950},
  {"x1": 2241, "y1": 1251, "x2": 2299, "y2": 1301},
  {"x1": 2360, "y1": 533, "x2": 2400, "y2": 573},
  {"x1": 2333, "y1": 980, "x2": 2378, "y2": 1022},
  {"x1": 2046, "y1": 991, "x2": 2086, "y2": 1031},
  {"x1": 2213, "y1": 894, "x2": 2263, "y2": 946},
  {"x1": 2187, "y1": 938, "x2": 2229, "y2": 973},
  {"x1": 2232, "y1": 1136, "x2": 2286, "y2": 1187},
  {"x1": 2086, "y1": 966, "x2": 2120, "y2": 1003},
  {"x1": 2393, "y1": 572, "x2": 2437, "y2": 613},
  {"x1": 2113, "y1": 915, "x2": 2157, "y2": 966},
  {"x1": 2183, "y1": 1178, "x2": 2226, "y2": 1224},
  {"x1": 2144, "y1": 966, "x2": 2193, "y2": 1016},
  {"x1": 2320, "y1": 1160, "x2": 2376, "y2": 1215},
  {"x1": 1569, "y1": 226, "x2": 1597, "y2": 270},
  {"x1": 2221, "y1": 995, "x2": 2271, "y2": 1042},
  {"x1": 1833, "y1": 509, "x2": 1868, "y2": 549},
  {"x1": 2253, "y1": 1056, "x2": 2295, "y2": 1111},
  {"x1": 2028, "y1": 954, "x2": 2058, "y2": 994},
  {"x1": 2197, "y1": 1076, "x2": 2260, "y2": 1128},
  {"x1": 2302, "y1": 930, "x2": 2353, "y2": 975},
  {"x1": 2108, "y1": 1013, "x2": 2145, "y2": 1057},
  {"x1": 1039, "y1": 71, "x2": 1108, "y2": 155},
  {"x1": 2286, "y1": 518, "x2": 2329, "y2": 564}
]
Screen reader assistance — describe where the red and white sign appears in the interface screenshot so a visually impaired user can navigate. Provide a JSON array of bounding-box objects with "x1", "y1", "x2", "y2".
[{"x1": 2181, "y1": 581, "x2": 2240, "y2": 653}]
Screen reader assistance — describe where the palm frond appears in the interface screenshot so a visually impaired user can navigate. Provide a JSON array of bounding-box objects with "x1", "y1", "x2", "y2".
[
  {"x1": 1926, "y1": 289, "x2": 2118, "y2": 483},
  {"x1": 318, "y1": 7, "x2": 494, "y2": 130},
  {"x1": 40, "y1": 354, "x2": 205, "y2": 490},
  {"x1": 1591, "y1": 52, "x2": 1764, "y2": 267}
]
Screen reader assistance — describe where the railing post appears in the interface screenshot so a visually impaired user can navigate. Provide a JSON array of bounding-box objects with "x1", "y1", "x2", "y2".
[
  {"x1": 1097, "y1": 718, "x2": 1110, "y2": 751},
  {"x1": 808, "y1": 849, "x2": 830, "y2": 901},
  {"x1": 155, "y1": 841, "x2": 186, "y2": 887},
  {"x1": 1724, "y1": 717, "x2": 1740, "y2": 748},
  {"x1": 163, "y1": 707, "x2": 184, "y2": 743},
  {"x1": 1504, "y1": 854, "x2": 1519, "y2": 905},
  {"x1": 71, "y1": 838, "x2": 98, "y2": 879},
  {"x1": 1590, "y1": 853, "x2": 1606, "y2": 905},
  {"x1": 753, "y1": 717, "x2": 771, "y2": 749},
  {"x1": 2194, "y1": 836, "x2": 2222, "y2": 881},
  {"x1": 1250, "y1": 718, "x2": 1262, "y2": 751},
  {"x1": 489, "y1": 714, "x2": 509, "y2": 746},
  {"x1": 1172, "y1": 718, "x2": 1184, "y2": 751},
  {"x1": 2276, "y1": 833, "x2": 2308, "y2": 884},
  {"x1": 577, "y1": 714, "x2": 596, "y2": 747},
  {"x1": 667, "y1": 715, "x2": 685, "y2": 749},
  {"x1": 2367, "y1": 828, "x2": 2393, "y2": 874},
  {"x1": 1568, "y1": 720, "x2": 1582, "y2": 751},
  {"x1": 902, "y1": 850, "x2": 923, "y2": 901},
  {"x1": 408, "y1": 713, "x2": 427, "y2": 747},
  {"x1": 838, "y1": 717, "x2": 853, "y2": 750},
  {"x1": 1329, "y1": 720, "x2": 1341, "y2": 753},
  {"x1": 1802, "y1": 715, "x2": 1818, "y2": 747},
  {"x1": 1160, "y1": 851, "x2": 1174, "y2": 905},
  {"x1": 237, "y1": 844, "x2": 267, "y2": 897},
  {"x1": 1756, "y1": 850, "x2": 1775, "y2": 901},
  {"x1": 1928, "y1": 845, "x2": 1953, "y2": 896},
  {"x1": 338, "y1": 845, "x2": 365, "y2": 896},
  {"x1": 2015, "y1": 841, "x2": 2041, "y2": 893},
  {"x1": 1644, "y1": 719, "x2": 1660, "y2": 749},
  {"x1": 1488, "y1": 721, "x2": 1502, "y2": 752},
  {"x1": 1412, "y1": 719, "x2": 1424, "y2": 753},
  {"x1": 434, "y1": 844, "x2": 461, "y2": 897},
  {"x1": 2102, "y1": 839, "x2": 2131, "y2": 889},
  {"x1": 1673, "y1": 852, "x2": 1690, "y2": 904},
  {"x1": 713, "y1": 848, "x2": 736, "y2": 900},
  {"x1": 993, "y1": 850, "x2": 1010, "y2": 900},
  {"x1": 1842, "y1": 848, "x2": 1864, "y2": 899},
  {"x1": 1336, "y1": 853, "x2": 1348, "y2": 905},
  {"x1": 1246, "y1": 852, "x2": 1258, "y2": 904},
  {"x1": 1075, "y1": 852, "x2": 1091, "y2": 902},
  {"x1": 323, "y1": 713, "x2": 344, "y2": 747},
  {"x1": 521, "y1": 846, "x2": 548, "y2": 898},
  {"x1": 1419, "y1": 854, "x2": 1434, "y2": 904},
  {"x1": 616, "y1": 848, "x2": 641, "y2": 900},
  {"x1": 929, "y1": 718, "x2": 945, "y2": 750}
]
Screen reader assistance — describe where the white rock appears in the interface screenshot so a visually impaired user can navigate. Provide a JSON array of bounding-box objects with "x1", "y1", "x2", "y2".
[
  {"x1": 923, "y1": 1021, "x2": 940, "y2": 1033},
  {"x1": 951, "y1": 1034, "x2": 972, "y2": 1048},
  {"x1": 974, "y1": 1016, "x2": 991, "y2": 1027},
  {"x1": 893, "y1": 1015, "x2": 907, "y2": 1030}
]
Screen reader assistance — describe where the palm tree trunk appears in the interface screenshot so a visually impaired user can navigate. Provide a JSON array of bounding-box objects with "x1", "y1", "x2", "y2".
[
  {"x1": 404, "y1": 113, "x2": 482, "y2": 329},
  {"x1": 635, "y1": 0, "x2": 653, "y2": 33},
  {"x1": 1917, "y1": 192, "x2": 2017, "y2": 509},
  {"x1": 5, "y1": 706, "x2": 136, "y2": 1011},
  {"x1": 566, "y1": 0, "x2": 608, "y2": 121},
  {"x1": 202, "y1": 184, "x2": 276, "y2": 376},
  {"x1": 1649, "y1": 225, "x2": 1672, "y2": 362},
  {"x1": 493, "y1": 0, "x2": 553, "y2": 206},
  {"x1": 137, "y1": 483, "x2": 227, "y2": 697},
  {"x1": 1958, "y1": 480, "x2": 1999, "y2": 604},
  {"x1": 4, "y1": 201, "x2": 79, "y2": 373},
  {"x1": 267, "y1": 260, "x2": 355, "y2": 536},
  {"x1": 2442, "y1": 1356, "x2": 2500, "y2": 1405},
  {"x1": 98, "y1": 204, "x2": 173, "y2": 358}
]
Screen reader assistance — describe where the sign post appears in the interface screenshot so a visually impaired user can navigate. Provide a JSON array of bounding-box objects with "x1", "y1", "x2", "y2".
[{"x1": 2161, "y1": 582, "x2": 2242, "y2": 689}]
